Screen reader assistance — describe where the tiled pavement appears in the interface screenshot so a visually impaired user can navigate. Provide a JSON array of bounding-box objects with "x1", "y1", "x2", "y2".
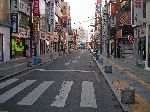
[{"x1": 94, "y1": 54, "x2": 150, "y2": 112}]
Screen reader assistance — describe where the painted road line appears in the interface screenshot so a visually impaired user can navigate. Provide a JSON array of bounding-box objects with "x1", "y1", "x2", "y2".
[
  {"x1": 80, "y1": 81, "x2": 97, "y2": 108},
  {"x1": 35, "y1": 69, "x2": 92, "y2": 73},
  {"x1": 0, "y1": 80, "x2": 35, "y2": 103},
  {"x1": 17, "y1": 81, "x2": 54, "y2": 105},
  {"x1": 0, "y1": 79, "x2": 18, "y2": 89},
  {"x1": 51, "y1": 81, "x2": 73, "y2": 107}
]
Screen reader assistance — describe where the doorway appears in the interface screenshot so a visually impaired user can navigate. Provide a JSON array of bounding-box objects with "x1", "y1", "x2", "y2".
[{"x1": 0, "y1": 33, "x2": 3, "y2": 61}]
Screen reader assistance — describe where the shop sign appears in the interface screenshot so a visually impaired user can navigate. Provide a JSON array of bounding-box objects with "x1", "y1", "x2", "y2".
[
  {"x1": 128, "y1": 34, "x2": 134, "y2": 42},
  {"x1": 11, "y1": 0, "x2": 18, "y2": 13},
  {"x1": 132, "y1": 0, "x2": 143, "y2": 25},
  {"x1": 33, "y1": 0, "x2": 40, "y2": 16},
  {"x1": 19, "y1": 0, "x2": 30, "y2": 16},
  {"x1": 11, "y1": 13, "x2": 18, "y2": 33},
  {"x1": 49, "y1": 0, "x2": 55, "y2": 33},
  {"x1": 102, "y1": 7, "x2": 107, "y2": 42}
]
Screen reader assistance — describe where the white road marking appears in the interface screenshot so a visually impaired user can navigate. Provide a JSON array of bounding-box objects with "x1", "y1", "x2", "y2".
[
  {"x1": 35, "y1": 69, "x2": 92, "y2": 73},
  {"x1": 0, "y1": 80, "x2": 35, "y2": 103},
  {"x1": 80, "y1": 81, "x2": 97, "y2": 108},
  {"x1": 0, "y1": 79, "x2": 18, "y2": 89},
  {"x1": 17, "y1": 81, "x2": 54, "y2": 105},
  {"x1": 51, "y1": 81, "x2": 73, "y2": 107}
]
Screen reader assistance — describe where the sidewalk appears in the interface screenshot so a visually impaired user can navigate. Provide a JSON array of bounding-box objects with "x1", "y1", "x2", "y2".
[
  {"x1": 0, "y1": 52, "x2": 59, "y2": 81},
  {"x1": 94, "y1": 54, "x2": 150, "y2": 112}
]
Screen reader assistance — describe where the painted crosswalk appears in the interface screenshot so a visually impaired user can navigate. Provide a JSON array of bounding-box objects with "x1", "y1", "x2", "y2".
[{"x1": 0, "y1": 79, "x2": 97, "y2": 108}]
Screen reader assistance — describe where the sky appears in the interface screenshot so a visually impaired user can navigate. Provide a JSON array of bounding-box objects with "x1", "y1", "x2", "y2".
[
  {"x1": 65, "y1": 0, "x2": 96, "y2": 31},
  {"x1": 39, "y1": 0, "x2": 96, "y2": 32}
]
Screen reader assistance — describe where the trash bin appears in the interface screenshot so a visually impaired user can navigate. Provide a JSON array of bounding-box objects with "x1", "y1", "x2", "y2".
[
  {"x1": 96, "y1": 53, "x2": 100, "y2": 60},
  {"x1": 33, "y1": 56, "x2": 39, "y2": 65}
]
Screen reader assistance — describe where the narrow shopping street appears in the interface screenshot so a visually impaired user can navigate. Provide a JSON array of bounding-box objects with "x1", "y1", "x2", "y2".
[{"x1": 0, "y1": 50, "x2": 123, "y2": 112}]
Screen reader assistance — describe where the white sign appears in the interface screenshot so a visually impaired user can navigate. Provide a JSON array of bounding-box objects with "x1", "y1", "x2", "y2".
[
  {"x1": 11, "y1": 0, "x2": 18, "y2": 13},
  {"x1": 102, "y1": 7, "x2": 107, "y2": 43},
  {"x1": 19, "y1": 0, "x2": 30, "y2": 16},
  {"x1": 49, "y1": 0, "x2": 55, "y2": 33},
  {"x1": 132, "y1": 0, "x2": 143, "y2": 25}
]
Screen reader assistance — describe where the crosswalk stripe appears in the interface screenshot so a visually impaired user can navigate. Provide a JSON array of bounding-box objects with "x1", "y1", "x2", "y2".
[
  {"x1": 51, "y1": 81, "x2": 73, "y2": 107},
  {"x1": 80, "y1": 81, "x2": 97, "y2": 108},
  {"x1": 0, "y1": 80, "x2": 35, "y2": 103},
  {"x1": 0, "y1": 79, "x2": 18, "y2": 89},
  {"x1": 17, "y1": 81, "x2": 54, "y2": 105}
]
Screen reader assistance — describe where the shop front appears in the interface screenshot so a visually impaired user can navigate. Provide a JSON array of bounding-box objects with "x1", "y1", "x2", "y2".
[{"x1": 11, "y1": 27, "x2": 30, "y2": 59}]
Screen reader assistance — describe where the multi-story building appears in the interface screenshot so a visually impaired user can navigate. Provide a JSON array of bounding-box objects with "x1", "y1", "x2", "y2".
[
  {"x1": 146, "y1": 0, "x2": 150, "y2": 70},
  {"x1": 0, "y1": 0, "x2": 11, "y2": 62}
]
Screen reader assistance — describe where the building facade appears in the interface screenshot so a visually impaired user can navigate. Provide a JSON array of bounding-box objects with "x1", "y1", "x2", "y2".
[{"x1": 0, "y1": 0, "x2": 11, "y2": 62}]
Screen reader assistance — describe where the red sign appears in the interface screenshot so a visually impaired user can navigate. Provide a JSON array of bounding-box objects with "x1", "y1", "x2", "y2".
[
  {"x1": 33, "y1": 0, "x2": 40, "y2": 16},
  {"x1": 128, "y1": 34, "x2": 134, "y2": 41}
]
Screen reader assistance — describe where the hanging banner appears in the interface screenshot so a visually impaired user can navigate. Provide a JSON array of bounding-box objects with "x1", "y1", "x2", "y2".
[
  {"x1": 132, "y1": 0, "x2": 143, "y2": 25},
  {"x1": 33, "y1": 0, "x2": 40, "y2": 16}
]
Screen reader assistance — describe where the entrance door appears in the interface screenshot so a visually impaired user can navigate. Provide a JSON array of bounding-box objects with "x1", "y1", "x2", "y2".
[
  {"x1": 0, "y1": 34, "x2": 3, "y2": 61},
  {"x1": 148, "y1": 25, "x2": 150, "y2": 67}
]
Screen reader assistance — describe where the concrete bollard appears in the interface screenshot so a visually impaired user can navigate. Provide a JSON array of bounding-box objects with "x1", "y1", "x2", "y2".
[
  {"x1": 104, "y1": 66, "x2": 112, "y2": 73},
  {"x1": 121, "y1": 86, "x2": 135, "y2": 104}
]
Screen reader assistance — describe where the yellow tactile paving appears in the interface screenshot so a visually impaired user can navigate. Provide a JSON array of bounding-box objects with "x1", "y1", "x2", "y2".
[{"x1": 113, "y1": 80, "x2": 150, "y2": 112}]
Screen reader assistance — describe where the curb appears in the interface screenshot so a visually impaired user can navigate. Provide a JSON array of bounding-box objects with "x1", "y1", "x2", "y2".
[
  {"x1": 0, "y1": 56, "x2": 59, "y2": 81},
  {"x1": 92, "y1": 55, "x2": 133, "y2": 112}
]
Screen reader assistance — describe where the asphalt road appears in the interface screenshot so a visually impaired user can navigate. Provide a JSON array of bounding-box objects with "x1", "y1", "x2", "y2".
[{"x1": 0, "y1": 49, "x2": 123, "y2": 112}]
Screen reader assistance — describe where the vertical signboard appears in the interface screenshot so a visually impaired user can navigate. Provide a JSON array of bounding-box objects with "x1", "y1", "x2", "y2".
[
  {"x1": 132, "y1": 0, "x2": 143, "y2": 25},
  {"x1": 11, "y1": 13, "x2": 18, "y2": 33},
  {"x1": 49, "y1": 0, "x2": 55, "y2": 33},
  {"x1": 102, "y1": 7, "x2": 107, "y2": 43},
  {"x1": 33, "y1": 0, "x2": 40, "y2": 16}
]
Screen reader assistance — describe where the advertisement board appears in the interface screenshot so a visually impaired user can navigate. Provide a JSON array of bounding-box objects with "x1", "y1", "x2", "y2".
[
  {"x1": 132, "y1": 0, "x2": 143, "y2": 25},
  {"x1": 0, "y1": 0, "x2": 10, "y2": 24},
  {"x1": 49, "y1": 0, "x2": 55, "y2": 33},
  {"x1": 11, "y1": 13, "x2": 18, "y2": 33}
]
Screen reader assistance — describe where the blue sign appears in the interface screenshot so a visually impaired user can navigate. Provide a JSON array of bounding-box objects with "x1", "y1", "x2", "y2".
[{"x1": 11, "y1": 13, "x2": 18, "y2": 33}]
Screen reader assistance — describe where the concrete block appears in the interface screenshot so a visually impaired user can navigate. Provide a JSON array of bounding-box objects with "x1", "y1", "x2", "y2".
[
  {"x1": 121, "y1": 86, "x2": 135, "y2": 104},
  {"x1": 98, "y1": 58, "x2": 103, "y2": 64},
  {"x1": 104, "y1": 66, "x2": 112, "y2": 73},
  {"x1": 38, "y1": 58, "x2": 43, "y2": 63},
  {"x1": 27, "y1": 61, "x2": 33, "y2": 67}
]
